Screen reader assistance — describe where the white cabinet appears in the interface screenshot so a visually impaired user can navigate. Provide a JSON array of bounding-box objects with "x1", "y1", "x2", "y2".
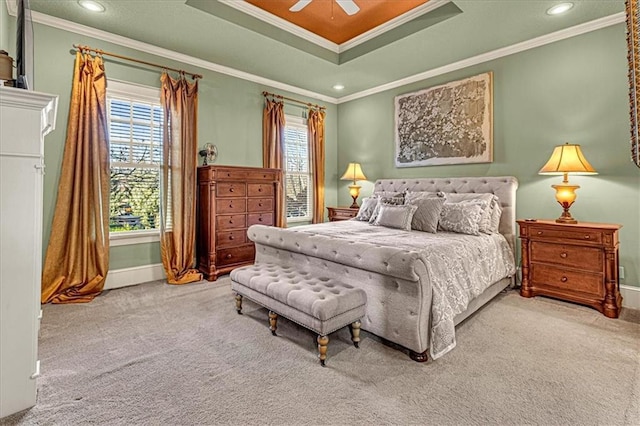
[{"x1": 0, "y1": 87, "x2": 57, "y2": 418}]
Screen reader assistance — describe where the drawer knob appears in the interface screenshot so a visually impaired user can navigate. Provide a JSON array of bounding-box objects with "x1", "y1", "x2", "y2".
[
  {"x1": 258, "y1": 188, "x2": 263, "y2": 192},
  {"x1": 229, "y1": 204, "x2": 233, "y2": 208},
  {"x1": 229, "y1": 188, "x2": 234, "y2": 192},
  {"x1": 229, "y1": 235, "x2": 234, "y2": 240},
  {"x1": 537, "y1": 231, "x2": 543, "y2": 235},
  {"x1": 226, "y1": 254, "x2": 232, "y2": 259},
  {"x1": 258, "y1": 217, "x2": 263, "y2": 222},
  {"x1": 560, "y1": 252, "x2": 568, "y2": 258},
  {"x1": 229, "y1": 220, "x2": 234, "y2": 224},
  {"x1": 259, "y1": 203, "x2": 263, "y2": 207},
  {"x1": 561, "y1": 276, "x2": 568, "y2": 283},
  {"x1": 584, "y1": 235, "x2": 590, "y2": 239}
]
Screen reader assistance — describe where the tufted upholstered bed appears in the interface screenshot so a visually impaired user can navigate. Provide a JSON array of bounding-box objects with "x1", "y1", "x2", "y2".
[{"x1": 247, "y1": 176, "x2": 518, "y2": 361}]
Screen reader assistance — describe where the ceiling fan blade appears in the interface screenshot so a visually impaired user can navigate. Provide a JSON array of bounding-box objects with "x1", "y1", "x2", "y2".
[
  {"x1": 289, "y1": 0, "x2": 312, "y2": 12},
  {"x1": 336, "y1": 0, "x2": 359, "y2": 16}
]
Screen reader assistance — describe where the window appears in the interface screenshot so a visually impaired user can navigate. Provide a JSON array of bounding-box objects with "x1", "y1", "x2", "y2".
[
  {"x1": 284, "y1": 116, "x2": 313, "y2": 222},
  {"x1": 106, "y1": 81, "x2": 162, "y2": 244}
]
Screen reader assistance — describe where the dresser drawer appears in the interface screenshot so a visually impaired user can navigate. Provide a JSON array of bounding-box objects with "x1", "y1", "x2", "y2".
[
  {"x1": 248, "y1": 212, "x2": 273, "y2": 226},
  {"x1": 248, "y1": 183, "x2": 274, "y2": 197},
  {"x1": 217, "y1": 199, "x2": 247, "y2": 214},
  {"x1": 531, "y1": 264, "x2": 604, "y2": 297},
  {"x1": 216, "y1": 214, "x2": 246, "y2": 230},
  {"x1": 248, "y1": 198, "x2": 273, "y2": 212},
  {"x1": 216, "y1": 244, "x2": 255, "y2": 267},
  {"x1": 216, "y1": 230, "x2": 246, "y2": 248},
  {"x1": 530, "y1": 242, "x2": 603, "y2": 272},
  {"x1": 531, "y1": 227, "x2": 602, "y2": 244},
  {"x1": 216, "y1": 182, "x2": 246, "y2": 198}
]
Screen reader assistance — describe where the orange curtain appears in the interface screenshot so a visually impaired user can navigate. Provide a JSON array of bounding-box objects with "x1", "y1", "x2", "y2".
[
  {"x1": 159, "y1": 73, "x2": 202, "y2": 285},
  {"x1": 41, "y1": 52, "x2": 110, "y2": 304},
  {"x1": 308, "y1": 108, "x2": 326, "y2": 224},
  {"x1": 262, "y1": 99, "x2": 286, "y2": 227}
]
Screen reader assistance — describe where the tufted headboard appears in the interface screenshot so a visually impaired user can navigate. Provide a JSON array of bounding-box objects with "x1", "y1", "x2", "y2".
[{"x1": 373, "y1": 176, "x2": 519, "y2": 253}]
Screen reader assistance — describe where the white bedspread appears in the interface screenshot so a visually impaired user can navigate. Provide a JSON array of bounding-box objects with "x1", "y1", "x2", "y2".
[{"x1": 249, "y1": 220, "x2": 516, "y2": 359}]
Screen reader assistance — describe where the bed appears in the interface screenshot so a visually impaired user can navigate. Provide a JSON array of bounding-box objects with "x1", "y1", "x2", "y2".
[{"x1": 246, "y1": 176, "x2": 518, "y2": 361}]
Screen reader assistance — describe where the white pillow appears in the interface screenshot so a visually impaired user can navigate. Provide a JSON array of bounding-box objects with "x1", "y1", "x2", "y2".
[
  {"x1": 373, "y1": 204, "x2": 418, "y2": 231},
  {"x1": 439, "y1": 202, "x2": 483, "y2": 235},
  {"x1": 354, "y1": 197, "x2": 378, "y2": 222},
  {"x1": 444, "y1": 193, "x2": 499, "y2": 234}
]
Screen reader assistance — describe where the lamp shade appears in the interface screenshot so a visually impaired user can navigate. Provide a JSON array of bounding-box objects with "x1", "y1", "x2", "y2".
[
  {"x1": 538, "y1": 143, "x2": 598, "y2": 175},
  {"x1": 340, "y1": 163, "x2": 367, "y2": 182}
]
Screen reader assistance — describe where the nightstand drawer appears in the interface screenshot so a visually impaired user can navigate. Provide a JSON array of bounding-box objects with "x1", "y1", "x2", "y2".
[
  {"x1": 531, "y1": 227, "x2": 602, "y2": 244},
  {"x1": 531, "y1": 264, "x2": 604, "y2": 297},
  {"x1": 530, "y1": 242, "x2": 603, "y2": 272}
]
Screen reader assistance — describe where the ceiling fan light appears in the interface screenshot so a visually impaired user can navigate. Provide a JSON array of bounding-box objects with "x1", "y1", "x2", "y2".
[
  {"x1": 333, "y1": 84, "x2": 345, "y2": 90},
  {"x1": 546, "y1": 2, "x2": 574, "y2": 15},
  {"x1": 78, "y1": 0, "x2": 105, "y2": 12}
]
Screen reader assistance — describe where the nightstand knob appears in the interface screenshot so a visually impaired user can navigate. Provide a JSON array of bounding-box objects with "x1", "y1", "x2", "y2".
[
  {"x1": 537, "y1": 231, "x2": 543, "y2": 235},
  {"x1": 560, "y1": 252, "x2": 568, "y2": 258},
  {"x1": 229, "y1": 188, "x2": 234, "y2": 192},
  {"x1": 561, "y1": 276, "x2": 568, "y2": 283},
  {"x1": 229, "y1": 235, "x2": 234, "y2": 240},
  {"x1": 226, "y1": 254, "x2": 232, "y2": 259},
  {"x1": 584, "y1": 235, "x2": 590, "y2": 239}
]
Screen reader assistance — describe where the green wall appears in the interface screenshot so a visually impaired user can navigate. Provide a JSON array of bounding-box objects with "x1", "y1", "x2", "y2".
[
  {"x1": 29, "y1": 22, "x2": 337, "y2": 270},
  {"x1": 0, "y1": 2, "x2": 9, "y2": 53},
  {"x1": 337, "y1": 23, "x2": 640, "y2": 287}
]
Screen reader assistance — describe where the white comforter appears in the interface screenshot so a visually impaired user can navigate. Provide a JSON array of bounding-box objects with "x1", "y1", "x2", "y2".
[{"x1": 249, "y1": 220, "x2": 516, "y2": 359}]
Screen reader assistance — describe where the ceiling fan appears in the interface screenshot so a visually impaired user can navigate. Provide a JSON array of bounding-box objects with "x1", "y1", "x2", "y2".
[{"x1": 289, "y1": 0, "x2": 360, "y2": 16}]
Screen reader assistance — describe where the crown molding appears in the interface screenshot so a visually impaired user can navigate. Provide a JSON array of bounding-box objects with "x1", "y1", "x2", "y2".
[
  {"x1": 337, "y1": 12, "x2": 626, "y2": 103},
  {"x1": 5, "y1": 0, "x2": 16, "y2": 15},
  {"x1": 219, "y1": 0, "x2": 339, "y2": 53},
  {"x1": 5, "y1": 2, "x2": 338, "y2": 104}
]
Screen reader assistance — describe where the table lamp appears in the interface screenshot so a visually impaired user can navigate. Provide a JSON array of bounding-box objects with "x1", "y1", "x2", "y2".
[
  {"x1": 538, "y1": 142, "x2": 597, "y2": 224},
  {"x1": 340, "y1": 162, "x2": 367, "y2": 208}
]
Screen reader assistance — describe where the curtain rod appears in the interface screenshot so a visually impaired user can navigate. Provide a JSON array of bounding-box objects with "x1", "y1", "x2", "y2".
[
  {"x1": 73, "y1": 44, "x2": 203, "y2": 80},
  {"x1": 262, "y1": 91, "x2": 325, "y2": 110}
]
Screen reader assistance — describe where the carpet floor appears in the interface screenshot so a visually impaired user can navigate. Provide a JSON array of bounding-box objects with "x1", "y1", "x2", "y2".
[{"x1": 2, "y1": 277, "x2": 639, "y2": 425}]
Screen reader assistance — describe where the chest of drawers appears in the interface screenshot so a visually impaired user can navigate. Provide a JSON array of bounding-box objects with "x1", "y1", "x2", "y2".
[
  {"x1": 197, "y1": 165, "x2": 282, "y2": 281},
  {"x1": 517, "y1": 220, "x2": 622, "y2": 318}
]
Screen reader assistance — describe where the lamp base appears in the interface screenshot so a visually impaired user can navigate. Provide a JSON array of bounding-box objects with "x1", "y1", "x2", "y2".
[
  {"x1": 555, "y1": 202, "x2": 577, "y2": 224},
  {"x1": 349, "y1": 196, "x2": 359, "y2": 209}
]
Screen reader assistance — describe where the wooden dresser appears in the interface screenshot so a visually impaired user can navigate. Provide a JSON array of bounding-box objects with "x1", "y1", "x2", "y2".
[
  {"x1": 327, "y1": 206, "x2": 359, "y2": 222},
  {"x1": 197, "y1": 165, "x2": 282, "y2": 281},
  {"x1": 517, "y1": 219, "x2": 622, "y2": 318}
]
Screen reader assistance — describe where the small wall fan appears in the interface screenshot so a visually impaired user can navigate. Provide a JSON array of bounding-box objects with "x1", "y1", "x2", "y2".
[
  {"x1": 199, "y1": 143, "x2": 218, "y2": 165},
  {"x1": 289, "y1": 0, "x2": 360, "y2": 16}
]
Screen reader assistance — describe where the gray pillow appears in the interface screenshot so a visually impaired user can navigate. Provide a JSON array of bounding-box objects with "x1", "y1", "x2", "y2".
[
  {"x1": 372, "y1": 204, "x2": 418, "y2": 231},
  {"x1": 444, "y1": 193, "x2": 498, "y2": 234},
  {"x1": 354, "y1": 197, "x2": 378, "y2": 222},
  {"x1": 439, "y1": 202, "x2": 483, "y2": 235},
  {"x1": 406, "y1": 196, "x2": 446, "y2": 233},
  {"x1": 369, "y1": 192, "x2": 405, "y2": 223},
  {"x1": 489, "y1": 202, "x2": 503, "y2": 234}
]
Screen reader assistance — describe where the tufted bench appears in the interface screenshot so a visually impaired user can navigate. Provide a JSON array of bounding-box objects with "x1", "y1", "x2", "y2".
[{"x1": 230, "y1": 263, "x2": 367, "y2": 366}]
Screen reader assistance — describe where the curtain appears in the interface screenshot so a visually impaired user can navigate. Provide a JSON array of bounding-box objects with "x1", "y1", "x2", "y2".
[
  {"x1": 308, "y1": 108, "x2": 326, "y2": 224},
  {"x1": 262, "y1": 99, "x2": 286, "y2": 227},
  {"x1": 41, "y1": 52, "x2": 110, "y2": 304},
  {"x1": 159, "y1": 72, "x2": 202, "y2": 285}
]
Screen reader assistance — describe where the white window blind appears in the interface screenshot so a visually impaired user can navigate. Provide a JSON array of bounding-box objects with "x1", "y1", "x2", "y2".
[
  {"x1": 107, "y1": 82, "x2": 162, "y2": 234},
  {"x1": 284, "y1": 116, "x2": 312, "y2": 222}
]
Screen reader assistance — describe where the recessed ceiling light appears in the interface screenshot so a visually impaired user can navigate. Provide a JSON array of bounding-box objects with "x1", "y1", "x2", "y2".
[
  {"x1": 546, "y1": 2, "x2": 574, "y2": 15},
  {"x1": 78, "y1": 0, "x2": 105, "y2": 13},
  {"x1": 333, "y1": 84, "x2": 345, "y2": 90}
]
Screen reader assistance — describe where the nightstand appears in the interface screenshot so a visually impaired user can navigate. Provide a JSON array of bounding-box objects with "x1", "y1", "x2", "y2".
[
  {"x1": 517, "y1": 219, "x2": 622, "y2": 318},
  {"x1": 327, "y1": 206, "x2": 359, "y2": 222}
]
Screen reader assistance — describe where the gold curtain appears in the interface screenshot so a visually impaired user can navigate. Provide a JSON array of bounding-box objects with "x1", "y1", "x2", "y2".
[
  {"x1": 308, "y1": 108, "x2": 326, "y2": 224},
  {"x1": 41, "y1": 52, "x2": 110, "y2": 304},
  {"x1": 159, "y1": 73, "x2": 202, "y2": 285},
  {"x1": 262, "y1": 99, "x2": 286, "y2": 227}
]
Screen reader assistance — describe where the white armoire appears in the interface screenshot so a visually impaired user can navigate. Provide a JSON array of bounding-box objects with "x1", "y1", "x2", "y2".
[{"x1": 0, "y1": 86, "x2": 58, "y2": 418}]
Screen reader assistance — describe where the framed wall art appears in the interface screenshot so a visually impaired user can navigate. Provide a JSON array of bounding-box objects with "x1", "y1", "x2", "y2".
[
  {"x1": 395, "y1": 72, "x2": 493, "y2": 167},
  {"x1": 627, "y1": 0, "x2": 640, "y2": 168}
]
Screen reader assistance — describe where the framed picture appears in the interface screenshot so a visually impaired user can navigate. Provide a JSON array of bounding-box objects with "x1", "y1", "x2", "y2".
[
  {"x1": 395, "y1": 72, "x2": 493, "y2": 167},
  {"x1": 626, "y1": 0, "x2": 640, "y2": 168}
]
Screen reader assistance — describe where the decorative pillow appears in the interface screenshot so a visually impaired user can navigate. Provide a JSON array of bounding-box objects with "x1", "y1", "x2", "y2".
[
  {"x1": 444, "y1": 193, "x2": 499, "y2": 234},
  {"x1": 372, "y1": 204, "x2": 418, "y2": 231},
  {"x1": 369, "y1": 192, "x2": 405, "y2": 223},
  {"x1": 405, "y1": 196, "x2": 446, "y2": 233},
  {"x1": 354, "y1": 197, "x2": 378, "y2": 222},
  {"x1": 438, "y1": 202, "x2": 483, "y2": 235},
  {"x1": 489, "y1": 202, "x2": 503, "y2": 234},
  {"x1": 404, "y1": 191, "x2": 445, "y2": 203}
]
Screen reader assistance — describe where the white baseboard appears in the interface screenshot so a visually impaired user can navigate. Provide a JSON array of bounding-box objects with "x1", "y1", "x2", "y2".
[
  {"x1": 104, "y1": 263, "x2": 165, "y2": 290},
  {"x1": 621, "y1": 285, "x2": 640, "y2": 310}
]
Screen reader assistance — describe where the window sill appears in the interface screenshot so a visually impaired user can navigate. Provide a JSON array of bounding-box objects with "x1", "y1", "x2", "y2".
[
  {"x1": 287, "y1": 217, "x2": 312, "y2": 224},
  {"x1": 110, "y1": 230, "x2": 160, "y2": 246}
]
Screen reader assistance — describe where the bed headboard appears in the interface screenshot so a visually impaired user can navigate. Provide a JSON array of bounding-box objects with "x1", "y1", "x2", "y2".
[{"x1": 373, "y1": 176, "x2": 519, "y2": 253}]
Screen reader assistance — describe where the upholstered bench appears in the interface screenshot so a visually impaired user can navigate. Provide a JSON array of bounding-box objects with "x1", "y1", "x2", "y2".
[{"x1": 230, "y1": 263, "x2": 367, "y2": 366}]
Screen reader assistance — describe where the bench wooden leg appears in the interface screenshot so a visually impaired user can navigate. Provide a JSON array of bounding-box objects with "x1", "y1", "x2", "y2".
[
  {"x1": 268, "y1": 311, "x2": 278, "y2": 336},
  {"x1": 317, "y1": 335, "x2": 329, "y2": 367},
  {"x1": 350, "y1": 320, "x2": 361, "y2": 348},
  {"x1": 234, "y1": 294, "x2": 243, "y2": 315}
]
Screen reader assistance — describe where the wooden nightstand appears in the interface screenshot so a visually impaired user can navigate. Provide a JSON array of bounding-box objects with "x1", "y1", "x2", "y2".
[
  {"x1": 327, "y1": 206, "x2": 359, "y2": 222},
  {"x1": 517, "y1": 219, "x2": 622, "y2": 318}
]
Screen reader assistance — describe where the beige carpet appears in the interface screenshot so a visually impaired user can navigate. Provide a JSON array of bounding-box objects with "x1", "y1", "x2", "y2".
[{"x1": 2, "y1": 277, "x2": 639, "y2": 425}]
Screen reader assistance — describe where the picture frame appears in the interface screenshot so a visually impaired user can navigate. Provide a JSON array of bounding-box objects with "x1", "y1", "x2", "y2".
[
  {"x1": 394, "y1": 72, "x2": 493, "y2": 167},
  {"x1": 626, "y1": 0, "x2": 640, "y2": 168}
]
